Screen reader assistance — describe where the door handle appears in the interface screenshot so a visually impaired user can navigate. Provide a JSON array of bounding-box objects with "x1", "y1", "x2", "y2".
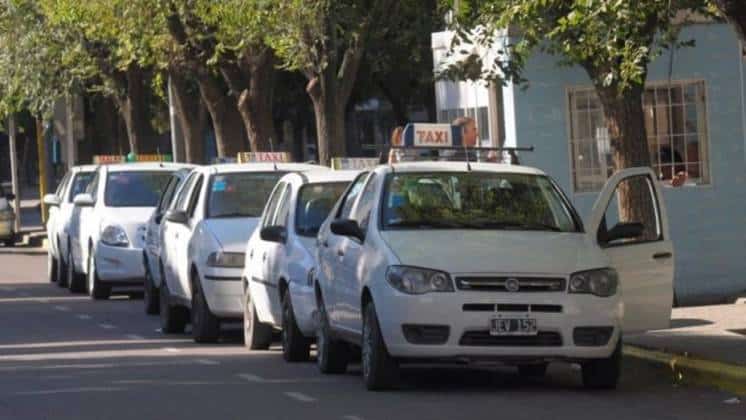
[
  {"x1": 321, "y1": 239, "x2": 329, "y2": 248},
  {"x1": 652, "y1": 252, "x2": 672, "y2": 260},
  {"x1": 249, "y1": 250, "x2": 254, "y2": 259},
  {"x1": 337, "y1": 249, "x2": 345, "y2": 257},
  {"x1": 262, "y1": 253, "x2": 267, "y2": 262}
]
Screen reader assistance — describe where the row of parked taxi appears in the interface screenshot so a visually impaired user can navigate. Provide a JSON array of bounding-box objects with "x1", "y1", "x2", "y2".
[{"x1": 44, "y1": 125, "x2": 675, "y2": 391}]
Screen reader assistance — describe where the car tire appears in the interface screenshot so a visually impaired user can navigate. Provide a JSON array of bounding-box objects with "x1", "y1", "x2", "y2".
[
  {"x1": 362, "y1": 301, "x2": 399, "y2": 390},
  {"x1": 281, "y1": 289, "x2": 311, "y2": 362},
  {"x1": 87, "y1": 251, "x2": 111, "y2": 300},
  {"x1": 192, "y1": 280, "x2": 220, "y2": 343},
  {"x1": 160, "y1": 279, "x2": 188, "y2": 334},
  {"x1": 143, "y1": 257, "x2": 160, "y2": 315},
  {"x1": 243, "y1": 287, "x2": 272, "y2": 350},
  {"x1": 316, "y1": 297, "x2": 348, "y2": 375},
  {"x1": 581, "y1": 339, "x2": 622, "y2": 390},
  {"x1": 48, "y1": 252, "x2": 58, "y2": 283},
  {"x1": 66, "y1": 247, "x2": 84, "y2": 293},
  {"x1": 518, "y1": 363, "x2": 548, "y2": 378}
]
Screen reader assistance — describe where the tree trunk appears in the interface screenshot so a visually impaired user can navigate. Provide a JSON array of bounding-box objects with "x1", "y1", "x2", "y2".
[
  {"x1": 715, "y1": 0, "x2": 746, "y2": 41},
  {"x1": 197, "y1": 73, "x2": 248, "y2": 158},
  {"x1": 595, "y1": 84, "x2": 654, "y2": 225},
  {"x1": 308, "y1": 80, "x2": 347, "y2": 166},
  {"x1": 114, "y1": 66, "x2": 159, "y2": 155},
  {"x1": 169, "y1": 70, "x2": 207, "y2": 163}
]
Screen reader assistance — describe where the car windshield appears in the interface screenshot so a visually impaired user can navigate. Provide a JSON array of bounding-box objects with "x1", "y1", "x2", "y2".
[
  {"x1": 295, "y1": 182, "x2": 350, "y2": 237},
  {"x1": 207, "y1": 172, "x2": 286, "y2": 218},
  {"x1": 381, "y1": 172, "x2": 579, "y2": 232},
  {"x1": 68, "y1": 172, "x2": 95, "y2": 202},
  {"x1": 104, "y1": 171, "x2": 173, "y2": 207}
]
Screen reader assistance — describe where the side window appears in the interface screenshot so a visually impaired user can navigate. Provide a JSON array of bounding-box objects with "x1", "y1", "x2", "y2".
[
  {"x1": 262, "y1": 182, "x2": 286, "y2": 228},
  {"x1": 86, "y1": 171, "x2": 100, "y2": 200},
  {"x1": 187, "y1": 175, "x2": 204, "y2": 219},
  {"x1": 156, "y1": 177, "x2": 178, "y2": 214},
  {"x1": 174, "y1": 174, "x2": 197, "y2": 212},
  {"x1": 351, "y1": 174, "x2": 377, "y2": 231},
  {"x1": 272, "y1": 185, "x2": 292, "y2": 228},
  {"x1": 597, "y1": 175, "x2": 662, "y2": 247},
  {"x1": 337, "y1": 172, "x2": 369, "y2": 220},
  {"x1": 56, "y1": 173, "x2": 71, "y2": 196}
]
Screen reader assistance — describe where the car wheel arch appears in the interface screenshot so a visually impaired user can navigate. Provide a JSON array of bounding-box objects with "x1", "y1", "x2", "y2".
[
  {"x1": 361, "y1": 287, "x2": 373, "y2": 311},
  {"x1": 278, "y1": 277, "x2": 289, "y2": 303}
]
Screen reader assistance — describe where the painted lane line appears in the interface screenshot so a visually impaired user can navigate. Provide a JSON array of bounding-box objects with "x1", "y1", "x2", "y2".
[
  {"x1": 195, "y1": 359, "x2": 219, "y2": 366},
  {"x1": 76, "y1": 314, "x2": 92, "y2": 320},
  {"x1": 36, "y1": 298, "x2": 49, "y2": 303},
  {"x1": 237, "y1": 373, "x2": 265, "y2": 382},
  {"x1": 53, "y1": 305, "x2": 70, "y2": 312},
  {"x1": 125, "y1": 334, "x2": 145, "y2": 340},
  {"x1": 14, "y1": 386, "x2": 126, "y2": 396},
  {"x1": 162, "y1": 347, "x2": 181, "y2": 353},
  {"x1": 284, "y1": 392, "x2": 317, "y2": 403},
  {"x1": 98, "y1": 323, "x2": 117, "y2": 330}
]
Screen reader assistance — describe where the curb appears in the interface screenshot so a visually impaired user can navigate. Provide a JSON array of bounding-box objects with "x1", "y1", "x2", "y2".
[{"x1": 624, "y1": 344, "x2": 746, "y2": 396}]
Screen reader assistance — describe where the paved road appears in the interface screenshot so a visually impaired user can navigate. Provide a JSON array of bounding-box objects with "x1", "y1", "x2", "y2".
[{"x1": 0, "y1": 255, "x2": 744, "y2": 420}]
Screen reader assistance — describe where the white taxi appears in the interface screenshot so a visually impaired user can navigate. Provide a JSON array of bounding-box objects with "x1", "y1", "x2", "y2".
[
  {"x1": 314, "y1": 161, "x2": 673, "y2": 390},
  {"x1": 69, "y1": 163, "x2": 185, "y2": 299},
  {"x1": 44, "y1": 165, "x2": 96, "y2": 288},
  {"x1": 243, "y1": 170, "x2": 358, "y2": 360},
  {"x1": 158, "y1": 163, "x2": 326, "y2": 343}
]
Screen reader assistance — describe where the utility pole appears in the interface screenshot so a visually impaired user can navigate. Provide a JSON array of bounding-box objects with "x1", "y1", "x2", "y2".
[
  {"x1": 65, "y1": 95, "x2": 76, "y2": 169},
  {"x1": 8, "y1": 116, "x2": 21, "y2": 232},
  {"x1": 36, "y1": 116, "x2": 48, "y2": 223}
]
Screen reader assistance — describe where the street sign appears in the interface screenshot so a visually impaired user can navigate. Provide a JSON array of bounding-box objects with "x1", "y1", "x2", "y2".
[
  {"x1": 237, "y1": 152, "x2": 291, "y2": 163},
  {"x1": 331, "y1": 157, "x2": 379, "y2": 170}
]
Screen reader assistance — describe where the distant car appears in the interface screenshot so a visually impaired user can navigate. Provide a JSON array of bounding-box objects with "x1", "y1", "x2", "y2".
[
  {"x1": 158, "y1": 163, "x2": 327, "y2": 343},
  {"x1": 0, "y1": 183, "x2": 16, "y2": 247},
  {"x1": 243, "y1": 170, "x2": 358, "y2": 360},
  {"x1": 44, "y1": 165, "x2": 97, "y2": 288},
  {"x1": 143, "y1": 168, "x2": 195, "y2": 314},
  {"x1": 68, "y1": 163, "x2": 189, "y2": 299},
  {"x1": 314, "y1": 162, "x2": 674, "y2": 390}
]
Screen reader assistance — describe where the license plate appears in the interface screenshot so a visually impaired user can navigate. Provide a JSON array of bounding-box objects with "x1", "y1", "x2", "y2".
[{"x1": 490, "y1": 316, "x2": 537, "y2": 336}]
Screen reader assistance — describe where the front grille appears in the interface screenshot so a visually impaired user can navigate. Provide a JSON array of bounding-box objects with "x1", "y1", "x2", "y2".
[
  {"x1": 573, "y1": 327, "x2": 614, "y2": 347},
  {"x1": 402, "y1": 325, "x2": 450, "y2": 345},
  {"x1": 462, "y1": 304, "x2": 563, "y2": 313},
  {"x1": 459, "y1": 331, "x2": 563, "y2": 347},
  {"x1": 455, "y1": 276, "x2": 566, "y2": 292}
]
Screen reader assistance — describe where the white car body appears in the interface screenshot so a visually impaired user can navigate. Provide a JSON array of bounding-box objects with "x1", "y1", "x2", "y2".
[
  {"x1": 44, "y1": 165, "x2": 97, "y2": 283},
  {"x1": 314, "y1": 162, "x2": 673, "y2": 387},
  {"x1": 159, "y1": 163, "x2": 327, "y2": 341},
  {"x1": 245, "y1": 170, "x2": 359, "y2": 339},
  {"x1": 69, "y1": 163, "x2": 188, "y2": 297}
]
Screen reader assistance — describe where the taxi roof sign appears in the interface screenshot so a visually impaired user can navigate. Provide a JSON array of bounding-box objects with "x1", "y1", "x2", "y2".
[
  {"x1": 93, "y1": 155, "x2": 125, "y2": 164},
  {"x1": 93, "y1": 154, "x2": 173, "y2": 164},
  {"x1": 401, "y1": 123, "x2": 461, "y2": 148},
  {"x1": 236, "y1": 152, "x2": 291, "y2": 164},
  {"x1": 331, "y1": 157, "x2": 379, "y2": 170}
]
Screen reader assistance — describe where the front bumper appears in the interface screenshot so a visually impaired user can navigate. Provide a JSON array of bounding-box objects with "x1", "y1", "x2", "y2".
[
  {"x1": 95, "y1": 243, "x2": 146, "y2": 283},
  {"x1": 373, "y1": 287, "x2": 622, "y2": 362},
  {"x1": 200, "y1": 267, "x2": 243, "y2": 319}
]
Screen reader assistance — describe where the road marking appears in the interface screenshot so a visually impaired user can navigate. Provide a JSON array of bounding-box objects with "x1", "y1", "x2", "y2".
[
  {"x1": 98, "y1": 323, "x2": 117, "y2": 330},
  {"x1": 162, "y1": 347, "x2": 181, "y2": 353},
  {"x1": 284, "y1": 392, "x2": 317, "y2": 403},
  {"x1": 76, "y1": 314, "x2": 92, "y2": 320},
  {"x1": 36, "y1": 298, "x2": 50, "y2": 303},
  {"x1": 54, "y1": 305, "x2": 70, "y2": 312},
  {"x1": 343, "y1": 416, "x2": 365, "y2": 420},
  {"x1": 125, "y1": 334, "x2": 144, "y2": 340},
  {"x1": 195, "y1": 359, "x2": 219, "y2": 366},
  {"x1": 237, "y1": 373, "x2": 265, "y2": 382},
  {"x1": 14, "y1": 386, "x2": 126, "y2": 396}
]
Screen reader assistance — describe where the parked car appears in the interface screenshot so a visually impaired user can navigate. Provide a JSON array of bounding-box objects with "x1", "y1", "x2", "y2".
[
  {"x1": 0, "y1": 183, "x2": 16, "y2": 247},
  {"x1": 44, "y1": 165, "x2": 97, "y2": 288},
  {"x1": 313, "y1": 162, "x2": 673, "y2": 390},
  {"x1": 68, "y1": 163, "x2": 188, "y2": 299},
  {"x1": 143, "y1": 167, "x2": 195, "y2": 314},
  {"x1": 159, "y1": 163, "x2": 327, "y2": 343},
  {"x1": 243, "y1": 170, "x2": 359, "y2": 360}
]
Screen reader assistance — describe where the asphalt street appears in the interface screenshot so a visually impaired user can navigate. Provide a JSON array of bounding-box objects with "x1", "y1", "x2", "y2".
[{"x1": 0, "y1": 254, "x2": 744, "y2": 420}]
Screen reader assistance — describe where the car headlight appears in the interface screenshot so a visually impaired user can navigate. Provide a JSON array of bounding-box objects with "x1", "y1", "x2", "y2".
[
  {"x1": 206, "y1": 251, "x2": 245, "y2": 268},
  {"x1": 386, "y1": 266, "x2": 454, "y2": 295},
  {"x1": 101, "y1": 225, "x2": 129, "y2": 247},
  {"x1": 569, "y1": 268, "x2": 618, "y2": 297}
]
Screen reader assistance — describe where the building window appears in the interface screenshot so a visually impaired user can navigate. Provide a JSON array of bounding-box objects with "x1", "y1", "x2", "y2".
[
  {"x1": 568, "y1": 81, "x2": 710, "y2": 193},
  {"x1": 438, "y1": 107, "x2": 490, "y2": 145}
]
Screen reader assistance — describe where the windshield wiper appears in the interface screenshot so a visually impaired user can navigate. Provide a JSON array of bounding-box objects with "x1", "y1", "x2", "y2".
[{"x1": 385, "y1": 220, "x2": 466, "y2": 229}]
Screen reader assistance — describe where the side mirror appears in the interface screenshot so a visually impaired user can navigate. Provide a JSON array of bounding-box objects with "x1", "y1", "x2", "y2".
[
  {"x1": 330, "y1": 219, "x2": 365, "y2": 242},
  {"x1": 602, "y1": 222, "x2": 645, "y2": 244},
  {"x1": 73, "y1": 193, "x2": 95, "y2": 207},
  {"x1": 260, "y1": 225, "x2": 287, "y2": 244},
  {"x1": 165, "y1": 209, "x2": 188, "y2": 225},
  {"x1": 154, "y1": 212, "x2": 164, "y2": 224},
  {"x1": 5, "y1": 193, "x2": 15, "y2": 201},
  {"x1": 43, "y1": 194, "x2": 60, "y2": 207}
]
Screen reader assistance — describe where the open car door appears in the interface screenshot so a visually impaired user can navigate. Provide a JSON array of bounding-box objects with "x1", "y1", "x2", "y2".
[{"x1": 587, "y1": 167, "x2": 674, "y2": 333}]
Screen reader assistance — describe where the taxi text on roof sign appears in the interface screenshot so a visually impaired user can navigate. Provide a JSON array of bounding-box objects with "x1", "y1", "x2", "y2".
[
  {"x1": 331, "y1": 157, "x2": 379, "y2": 170},
  {"x1": 401, "y1": 123, "x2": 463, "y2": 148},
  {"x1": 92, "y1": 154, "x2": 173, "y2": 164},
  {"x1": 93, "y1": 155, "x2": 125, "y2": 164},
  {"x1": 237, "y1": 152, "x2": 292, "y2": 163}
]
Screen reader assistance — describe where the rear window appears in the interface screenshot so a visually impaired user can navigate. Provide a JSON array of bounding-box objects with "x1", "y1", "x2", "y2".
[
  {"x1": 104, "y1": 171, "x2": 173, "y2": 207},
  {"x1": 295, "y1": 182, "x2": 349, "y2": 237},
  {"x1": 68, "y1": 172, "x2": 95, "y2": 202},
  {"x1": 207, "y1": 172, "x2": 286, "y2": 218}
]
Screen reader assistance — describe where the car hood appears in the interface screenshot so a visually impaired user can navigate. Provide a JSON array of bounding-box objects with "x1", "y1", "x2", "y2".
[
  {"x1": 379, "y1": 230, "x2": 603, "y2": 275},
  {"x1": 204, "y1": 218, "x2": 259, "y2": 253},
  {"x1": 102, "y1": 207, "x2": 155, "y2": 248}
]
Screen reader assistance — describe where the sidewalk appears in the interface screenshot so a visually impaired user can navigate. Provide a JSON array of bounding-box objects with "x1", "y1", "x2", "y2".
[{"x1": 625, "y1": 303, "x2": 746, "y2": 396}]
